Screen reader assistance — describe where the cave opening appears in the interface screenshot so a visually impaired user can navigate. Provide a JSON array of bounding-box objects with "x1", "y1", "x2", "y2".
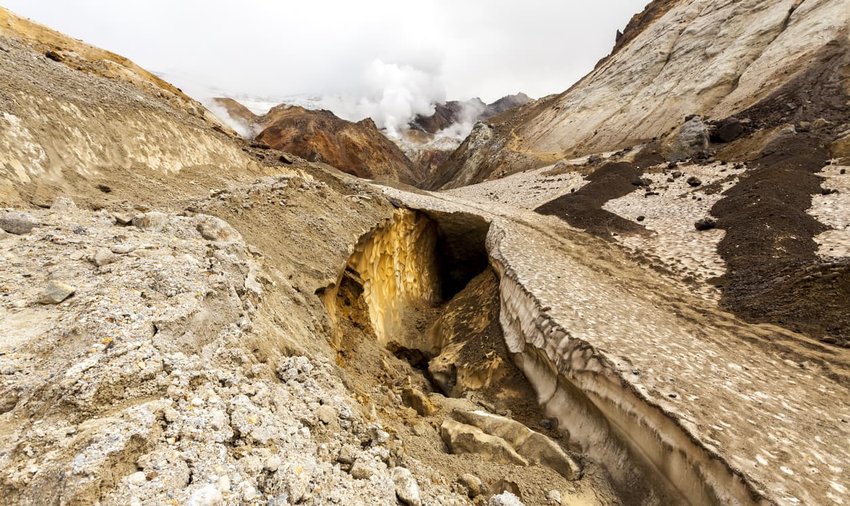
[{"x1": 326, "y1": 208, "x2": 545, "y2": 412}]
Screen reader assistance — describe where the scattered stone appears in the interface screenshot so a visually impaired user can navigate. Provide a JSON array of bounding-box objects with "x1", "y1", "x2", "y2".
[
  {"x1": 402, "y1": 387, "x2": 437, "y2": 416},
  {"x1": 710, "y1": 117, "x2": 744, "y2": 143},
  {"x1": 38, "y1": 280, "x2": 76, "y2": 304},
  {"x1": 392, "y1": 467, "x2": 422, "y2": 506},
  {"x1": 631, "y1": 177, "x2": 652, "y2": 187},
  {"x1": 187, "y1": 484, "x2": 223, "y2": 506},
  {"x1": 0, "y1": 210, "x2": 39, "y2": 235},
  {"x1": 96, "y1": 183, "x2": 112, "y2": 193},
  {"x1": 91, "y1": 247, "x2": 118, "y2": 267},
  {"x1": 686, "y1": 176, "x2": 702, "y2": 187},
  {"x1": 694, "y1": 218, "x2": 717, "y2": 231},
  {"x1": 113, "y1": 212, "x2": 134, "y2": 226},
  {"x1": 195, "y1": 215, "x2": 241, "y2": 242},
  {"x1": 412, "y1": 422, "x2": 431, "y2": 437},
  {"x1": 488, "y1": 491, "x2": 525, "y2": 506},
  {"x1": 813, "y1": 118, "x2": 831, "y2": 130},
  {"x1": 337, "y1": 445, "x2": 357, "y2": 467},
  {"x1": 821, "y1": 188, "x2": 837, "y2": 196},
  {"x1": 316, "y1": 405, "x2": 337, "y2": 424},
  {"x1": 440, "y1": 419, "x2": 528, "y2": 466},
  {"x1": 636, "y1": 215, "x2": 646, "y2": 222},
  {"x1": 796, "y1": 121, "x2": 812, "y2": 132},
  {"x1": 50, "y1": 197, "x2": 77, "y2": 212},
  {"x1": 546, "y1": 490, "x2": 562, "y2": 505},
  {"x1": 587, "y1": 154, "x2": 602, "y2": 164},
  {"x1": 127, "y1": 471, "x2": 146, "y2": 486},
  {"x1": 458, "y1": 474, "x2": 483, "y2": 498},
  {"x1": 841, "y1": 169, "x2": 847, "y2": 175},
  {"x1": 132, "y1": 212, "x2": 169, "y2": 231},
  {"x1": 349, "y1": 459, "x2": 375, "y2": 480},
  {"x1": 44, "y1": 50, "x2": 63, "y2": 62},
  {"x1": 671, "y1": 171, "x2": 683, "y2": 179}
]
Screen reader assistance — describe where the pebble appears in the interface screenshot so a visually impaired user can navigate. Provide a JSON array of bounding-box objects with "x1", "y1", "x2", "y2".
[
  {"x1": 547, "y1": 489, "x2": 562, "y2": 504},
  {"x1": 316, "y1": 405, "x2": 337, "y2": 424},
  {"x1": 127, "y1": 471, "x2": 146, "y2": 486},
  {"x1": 350, "y1": 459, "x2": 375, "y2": 480},
  {"x1": 92, "y1": 247, "x2": 118, "y2": 266},
  {"x1": 489, "y1": 492, "x2": 525, "y2": 506}
]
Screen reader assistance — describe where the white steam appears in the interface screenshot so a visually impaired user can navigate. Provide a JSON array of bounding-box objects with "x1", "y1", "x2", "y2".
[
  {"x1": 434, "y1": 99, "x2": 486, "y2": 141},
  {"x1": 204, "y1": 100, "x2": 256, "y2": 138},
  {"x1": 318, "y1": 59, "x2": 447, "y2": 138}
]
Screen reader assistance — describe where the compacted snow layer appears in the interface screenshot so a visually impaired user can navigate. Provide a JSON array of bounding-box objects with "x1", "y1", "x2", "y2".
[
  {"x1": 809, "y1": 164, "x2": 850, "y2": 259},
  {"x1": 603, "y1": 162, "x2": 744, "y2": 300}
]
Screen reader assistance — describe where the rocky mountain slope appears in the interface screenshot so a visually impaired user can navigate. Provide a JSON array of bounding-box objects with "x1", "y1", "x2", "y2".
[
  {"x1": 437, "y1": 0, "x2": 849, "y2": 188},
  {"x1": 409, "y1": 94, "x2": 531, "y2": 135},
  {"x1": 2, "y1": 4, "x2": 849, "y2": 506},
  {"x1": 208, "y1": 94, "x2": 532, "y2": 188},
  {"x1": 253, "y1": 105, "x2": 422, "y2": 185}
]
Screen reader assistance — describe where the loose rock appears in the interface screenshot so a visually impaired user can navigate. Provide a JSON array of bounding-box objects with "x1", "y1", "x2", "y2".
[
  {"x1": 316, "y1": 405, "x2": 337, "y2": 424},
  {"x1": 91, "y1": 247, "x2": 118, "y2": 267},
  {"x1": 694, "y1": 218, "x2": 717, "y2": 231},
  {"x1": 459, "y1": 473, "x2": 483, "y2": 498},
  {"x1": 350, "y1": 459, "x2": 375, "y2": 480},
  {"x1": 402, "y1": 387, "x2": 437, "y2": 416},
  {"x1": 392, "y1": 467, "x2": 422, "y2": 506},
  {"x1": 489, "y1": 491, "x2": 525, "y2": 506},
  {"x1": 0, "y1": 210, "x2": 39, "y2": 235},
  {"x1": 38, "y1": 280, "x2": 76, "y2": 304}
]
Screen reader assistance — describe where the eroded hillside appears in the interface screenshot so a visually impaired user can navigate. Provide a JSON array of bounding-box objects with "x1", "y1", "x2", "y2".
[
  {"x1": 1, "y1": 4, "x2": 849, "y2": 506},
  {"x1": 437, "y1": 0, "x2": 850, "y2": 187}
]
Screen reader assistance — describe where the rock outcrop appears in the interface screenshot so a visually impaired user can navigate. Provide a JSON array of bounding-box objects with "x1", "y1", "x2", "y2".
[{"x1": 254, "y1": 106, "x2": 422, "y2": 185}]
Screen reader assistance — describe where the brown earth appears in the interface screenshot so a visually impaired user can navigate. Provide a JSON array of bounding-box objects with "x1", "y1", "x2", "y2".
[
  {"x1": 708, "y1": 41, "x2": 850, "y2": 346},
  {"x1": 534, "y1": 146, "x2": 665, "y2": 236},
  {"x1": 255, "y1": 106, "x2": 421, "y2": 185}
]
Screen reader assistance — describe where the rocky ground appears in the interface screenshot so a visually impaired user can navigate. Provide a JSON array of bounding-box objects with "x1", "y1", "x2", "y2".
[{"x1": 2, "y1": 2, "x2": 850, "y2": 506}]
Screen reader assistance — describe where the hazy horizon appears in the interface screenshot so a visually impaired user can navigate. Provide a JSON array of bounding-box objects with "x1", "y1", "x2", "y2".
[{"x1": 2, "y1": 1, "x2": 647, "y2": 132}]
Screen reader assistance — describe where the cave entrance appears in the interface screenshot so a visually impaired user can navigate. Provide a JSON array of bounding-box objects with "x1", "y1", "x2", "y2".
[{"x1": 326, "y1": 208, "x2": 544, "y2": 411}]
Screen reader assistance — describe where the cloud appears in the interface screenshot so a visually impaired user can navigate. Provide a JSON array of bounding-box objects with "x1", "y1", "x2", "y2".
[{"x1": 2, "y1": 0, "x2": 648, "y2": 103}]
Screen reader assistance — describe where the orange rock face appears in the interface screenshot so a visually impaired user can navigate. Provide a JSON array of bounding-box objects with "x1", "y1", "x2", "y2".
[{"x1": 255, "y1": 105, "x2": 421, "y2": 185}]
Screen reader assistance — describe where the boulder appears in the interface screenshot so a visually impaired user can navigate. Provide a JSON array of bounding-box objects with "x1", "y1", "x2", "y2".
[
  {"x1": 194, "y1": 214, "x2": 241, "y2": 242},
  {"x1": 0, "y1": 210, "x2": 39, "y2": 235},
  {"x1": 669, "y1": 116, "x2": 709, "y2": 161},
  {"x1": 392, "y1": 467, "x2": 422, "y2": 506},
  {"x1": 453, "y1": 410, "x2": 580, "y2": 479},
  {"x1": 402, "y1": 387, "x2": 437, "y2": 416},
  {"x1": 710, "y1": 117, "x2": 745, "y2": 143},
  {"x1": 440, "y1": 419, "x2": 528, "y2": 466}
]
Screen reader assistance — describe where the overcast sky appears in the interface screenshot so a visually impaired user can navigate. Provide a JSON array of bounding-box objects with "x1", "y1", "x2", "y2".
[{"x1": 3, "y1": 1, "x2": 645, "y2": 101}]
